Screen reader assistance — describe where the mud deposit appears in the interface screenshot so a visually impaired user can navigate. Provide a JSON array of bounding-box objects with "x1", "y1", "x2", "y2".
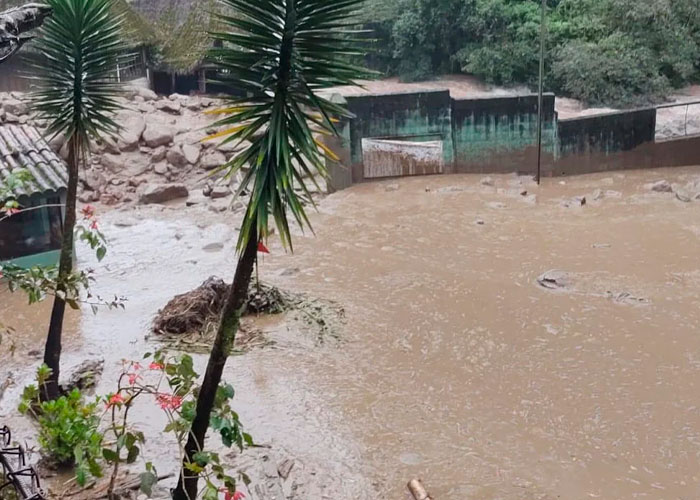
[{"x1": 3, "y1": 167, "x2": 700, "y2": 499}]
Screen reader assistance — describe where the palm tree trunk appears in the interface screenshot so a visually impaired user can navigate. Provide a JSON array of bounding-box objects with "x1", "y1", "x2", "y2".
[
  {"x1": 173, "y1": 229, "x2": 258, "y2": 500},
  {"x1": 41, "y1": 136, "x2": 79, "y2": 401}
]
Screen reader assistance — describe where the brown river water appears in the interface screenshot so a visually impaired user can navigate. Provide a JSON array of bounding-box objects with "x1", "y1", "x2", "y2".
[{"x1": 3, "y1": 167, "x2": 700, "y2": 499}]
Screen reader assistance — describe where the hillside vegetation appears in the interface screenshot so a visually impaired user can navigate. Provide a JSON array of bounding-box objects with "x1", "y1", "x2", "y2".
[{"x1": 361, "y1": 0, "x2": 700, "y2": 107}]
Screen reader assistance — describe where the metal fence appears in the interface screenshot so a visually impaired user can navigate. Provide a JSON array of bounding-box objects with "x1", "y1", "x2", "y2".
[
  {"x1": 656, "y1": 99, "x2": 700, "y2": 140},
  {"x1": 0, "y1": 426, "x2": 46, "y2": 500}
]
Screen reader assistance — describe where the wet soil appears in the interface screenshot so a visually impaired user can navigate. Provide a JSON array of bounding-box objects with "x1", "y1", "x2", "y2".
[{"x1": 3, "y1": 167, "x2": 700, "y2": 499}]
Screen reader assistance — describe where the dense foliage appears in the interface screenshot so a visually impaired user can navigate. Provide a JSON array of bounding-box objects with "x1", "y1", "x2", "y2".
[{"x1": 362, "y1": 0, "x2": 700, "y2": 107}]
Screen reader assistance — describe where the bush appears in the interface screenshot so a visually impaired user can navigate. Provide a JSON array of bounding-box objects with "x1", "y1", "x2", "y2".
[
  {"x1": 19, "y1": 365, "x2": 102, "y2": 484},
  {"x1": 552, "y1": 33, "x2": 671, "y2": 107}
]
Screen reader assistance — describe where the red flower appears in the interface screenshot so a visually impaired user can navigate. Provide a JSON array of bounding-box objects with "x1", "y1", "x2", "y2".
[
  {"x1": 127, "y1": 373, "x2": 141, "y2": 385},
  {"x1": 105, "y1": 393, "x2": 125, "y2": 408},
  {"x1": 155, "y1": 393, "x2": 183, "y2": 411},
  {"x1": 220, "y1": 488, "x2": 244, "y2": 500},
  {"x1": 149, "y1": 361, "x2": 164, "y2": 371},
  {"x1": 81, "y1": 204, "x2": 95, "y2": 218},
  {"x1": 5, "y1": 207, "x2": 20, "y2": 216},
  {"x1": 257, "y1": 241, "x2": 270, "y2": 254},
  {"x1": 90, "y1": 220, "x2": 99, "y2": 230}
]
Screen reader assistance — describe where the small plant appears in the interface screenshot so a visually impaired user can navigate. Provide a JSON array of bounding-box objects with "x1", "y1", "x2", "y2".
[
  {"x1": 19, "y1": 365, "x2": 103, "y2": 485},
  {"x1": 99, "y1": 352, "x2": 251, "y2": 499}
]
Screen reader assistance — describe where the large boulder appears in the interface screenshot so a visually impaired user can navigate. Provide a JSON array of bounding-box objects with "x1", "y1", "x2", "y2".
[
  {"x1": 129, "y1": 85, "x2": 157, "y2": 101},
  {"x1": 80, "y1": 168, "x2": 107, "y2": 192},
  {"x1": 143, "y1": 123, "x2": 175, "y2": 148},
  {"x1": 139, "y1": 183, "x2": 189, "y2": 204},
  {"x1": 118, "y1": 113, "x2": 146, "y2": 151},
  {"x1": 156, "y1": 99, "x2": 182, "y2": 114}
]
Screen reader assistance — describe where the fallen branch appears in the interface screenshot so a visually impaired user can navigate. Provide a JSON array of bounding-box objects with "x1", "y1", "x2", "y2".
[
  {"x1": 407, "y1": 479, "x2": 433, "y2": 500},
  {"x1": 62, "y1": 472, "x2": 173, "y2": 499}
]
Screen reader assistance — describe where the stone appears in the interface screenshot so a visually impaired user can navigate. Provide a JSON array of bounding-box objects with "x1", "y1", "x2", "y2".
[
  {"x1": 592, "y1": 189, "x2": 604, "y2": 201},
  {"x1": 48, "y1": 133, "x2": 66, "y2": 153},
  {"x1": 185, "y1": 99, "x2": 201, "y2": 111},
  {"x1": 117, "y1": 113, "x2": 146, "y2": 151},
  {"x1": 210, "y1": 185, "x2": 231, "y2": 199},
  {"x1": 143, "y1": 124, "x2": 175, "y2": 148},
  {"x1": 138, "y1": 102, "x2": 155, "y2": 114},
  {"x1": 100, "y1": 153, "x2": 123, "y2": 172},
  {"x1": 650, "y1": 180, "x2": 672, "y2": 193},
  {"x1": 676, "y1": 191, "x2": 692, "y2": 203},
  {"x1": 480, "y1": 176, "x2": 495, "y2": 187},
  {"x1": 201, "y1": 150, "x2": 226, "y2": 171},
  {"x1": 4, "y1": 112, "x2": 19, "y2": 123},
  {"x1": 384, "y1": 183, "x2": 399, "y2": 192},
  {"x1": 18, "y1": 115, "x2": 28, "y2": 124},
  {"x1": 131, "y1": 86, "x2": 157, "y2": 101},
  {"x1": 182, "y1": 143, "x2": 201, "y2": 165},
  {"x1": 151, "y1": 146, "x2": 167, "y2": 163},
  {"x1": 186, "y1": 192, "x2": 208, "y2": 206},
  {"x1": 156, "y1": 99, "x2": 182, "y2": 114},
  {"x1": 2, "y1": 97, "x2": 28, "y2": 115},
  {"x1": 101, "y1": 135, "x2": 120, "y2": 155},
  {"x1": 169, "y1": 93, "x2": 186, "y2": 101},
  {"x1": 166, "y1": 145, "x2": 188, "y2": 167},
  {"x1": 81, "y1": 168, "x2": 106, "y2": 191},
  {"x1": 202, "y1": 242, "x2": 224, "y2": 252},
  {"x1": 153, "y1": 162, "x2": 168, "y2": 175},
  {"x1": 139, "y1": 183, "x2": 188, "y2": 204}
]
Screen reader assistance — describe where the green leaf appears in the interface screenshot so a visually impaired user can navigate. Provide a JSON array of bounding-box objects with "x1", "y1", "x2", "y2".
[
  {"x1": 126, "y1": 444, "x2": 140, "y2": 464},
  {"x1": 139, "y1": 471, "x2": 157, "y2": 496},
  {"x1": 102, "y1": 447, "x2": 120, "y2": 463},
  {"x1": 96, "y1": 246, "x2": 107, "y2": 262}
]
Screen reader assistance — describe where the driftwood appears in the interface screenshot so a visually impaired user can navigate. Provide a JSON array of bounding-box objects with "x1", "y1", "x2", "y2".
[
  {"x1": 62, "y1": 472, "x2": 174, "y2": 499},
  {"x1": 0, "y1": 3, "x2": 52, "y2": 63},
  {"x1": 407, "y1": 479, "x2": 434, "y2": 500}
]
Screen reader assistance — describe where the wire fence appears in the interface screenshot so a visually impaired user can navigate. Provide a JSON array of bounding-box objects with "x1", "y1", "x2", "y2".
[{"x1": 0, "y1": 426, "x2": 46, "y2": 500}]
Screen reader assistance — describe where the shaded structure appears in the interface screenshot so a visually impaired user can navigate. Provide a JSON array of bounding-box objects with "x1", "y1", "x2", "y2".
[
  {"x1": 0, "y1": 124, "x2": 67, "y2": 267},
  {"x1": 0, "y1": 2, "x2": 51, "y2": 63}
]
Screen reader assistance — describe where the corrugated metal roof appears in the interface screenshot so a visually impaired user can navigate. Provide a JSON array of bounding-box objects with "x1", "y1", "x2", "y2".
[{"x1": 0, "y1": 124, "x2": 68, "y2": 200}]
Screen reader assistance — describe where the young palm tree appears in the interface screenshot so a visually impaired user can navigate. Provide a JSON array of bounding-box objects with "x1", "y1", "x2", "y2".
[
  {"x1": 33, "y1": 0, "x2": 125, "y2": 400},
  {"x1": 173, "y1": 0, "x2": 369, "y2": 497}
]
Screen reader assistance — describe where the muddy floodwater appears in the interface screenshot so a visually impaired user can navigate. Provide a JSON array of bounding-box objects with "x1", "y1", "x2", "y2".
[{"x1": 3, "y1": 166, "x2": 700, "y2": 499}]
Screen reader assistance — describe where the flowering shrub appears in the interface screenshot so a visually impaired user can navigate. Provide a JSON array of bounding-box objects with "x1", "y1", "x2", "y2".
[{"x1": 99, "y1": 352, "x2": 251, "y2": 499}]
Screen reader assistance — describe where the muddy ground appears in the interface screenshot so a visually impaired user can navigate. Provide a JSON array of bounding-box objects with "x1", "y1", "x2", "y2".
[{"x1": 3, "y1": 166, "x2": 700, "y2": 499}]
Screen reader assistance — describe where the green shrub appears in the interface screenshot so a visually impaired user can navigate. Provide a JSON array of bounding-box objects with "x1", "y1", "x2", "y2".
[
  {"x1": 552, "y1": 33, "x2": 671, "y2": 107},
  {"x1": 19, "y1": 365, "x2": 102, "y2": 485}
]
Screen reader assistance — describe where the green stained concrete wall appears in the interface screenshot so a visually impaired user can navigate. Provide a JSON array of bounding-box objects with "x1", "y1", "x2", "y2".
[
  {"x1": 452, "y1": 94, "x2": 557, "y2": 174},
  {"x1": 345, "y1": 90, "x2": 454, "y2": 182}
]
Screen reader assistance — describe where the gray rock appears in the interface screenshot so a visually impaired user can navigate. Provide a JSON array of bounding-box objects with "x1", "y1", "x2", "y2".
[
  {"x1": 384, "y1": 183, "x2": 399, "y2": 192},
  {"x1": 4, "y1": 112, "x2": 19, "y2": 123},
  {"x1": 210, "y1": 185, "x2": 231, "y2": 199},
  {"x1": 100, "y1": 153, "x2": 123, "y2": 172},
  {"x1": 131, "y1": 86, "x2": 158, "y2": 101},
  {"x1": 151, "y1": 146, "x2": 167, "y2": 163},
  {"x1": 81, "y1": 168, "x2": 106, "y2": 191},
  {"x1": 139, "y1": 183, "x2": 188, "y2": 204},
  {"x1": 143, "y1": 124, "x2": 175, "y2": 148},
  {"x1": 182, "y1": 143, "x2": 201, "y2": 165},
  {"x1": 153, "y1": 162, "x2": 168, "y2": 175},
  {"x1": 650, "y1": 179, "x2": 672, "y2": 193},
  {"x1": 156, "y1": 99, "x2": 182, "y2": 114},
  {"x1": 117, "y1": 113, "x2": 146, "y2": 151},
  {"x1": 202, "y1": 242, "x2": 224, "y2": 252},
  {"x1": 2, "y1": 97, "x2": 28, "y2": 115},
  {"x1": 480, "y1": 176, "x2": 495, "y2": 187},
  {"x1": 166, "y1": 145, "x2": 188, "y2": 167},
  {"x1": 201, "y1": 150, "x2": 226, "y2": 171}
]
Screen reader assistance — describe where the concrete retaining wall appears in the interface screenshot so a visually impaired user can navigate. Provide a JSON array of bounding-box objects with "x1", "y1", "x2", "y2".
[
  {"x1": 452, "y1": 94, "x2": 556, "y2": 174},
  {"x1": 345, "y1": 90, "x2": 453, "y2": 183},
  {"x1": 323, "y1": 90, "x2": 700, "y2": 191}
]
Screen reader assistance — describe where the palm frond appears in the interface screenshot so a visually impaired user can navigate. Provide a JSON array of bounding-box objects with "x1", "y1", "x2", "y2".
[
  {"x1": 31, "y1": 0, "x2": 127, "y2": 160},
  {"x1": 210, "y1": 0, "x2": 373, "y2": 252}
]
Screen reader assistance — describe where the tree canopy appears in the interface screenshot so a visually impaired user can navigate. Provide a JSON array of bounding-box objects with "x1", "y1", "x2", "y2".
[{"x1": 362, "y1": 0, "x2": 700, "y2": 107}]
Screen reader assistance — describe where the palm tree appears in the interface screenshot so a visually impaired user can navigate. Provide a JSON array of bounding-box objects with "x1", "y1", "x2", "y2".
[
  {"x1": 173, "y1": 0, "x2": 369, "y2": 497},
  {"x1": 33, "y1": 0, "x2": 125, "y2": 401}
]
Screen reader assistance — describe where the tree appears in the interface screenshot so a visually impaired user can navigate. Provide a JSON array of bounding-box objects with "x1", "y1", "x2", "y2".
[
  {"x1": 32, "y1": 0, "x2": 126, "y2": 401},
  {"x1": 172, "y1": 0, "x2": 370, "y2": 498}
]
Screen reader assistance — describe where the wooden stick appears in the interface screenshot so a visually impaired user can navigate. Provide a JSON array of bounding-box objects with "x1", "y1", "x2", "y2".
[{"x1": 407, "y1": 479, "x2": 433, "y2": 500}]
